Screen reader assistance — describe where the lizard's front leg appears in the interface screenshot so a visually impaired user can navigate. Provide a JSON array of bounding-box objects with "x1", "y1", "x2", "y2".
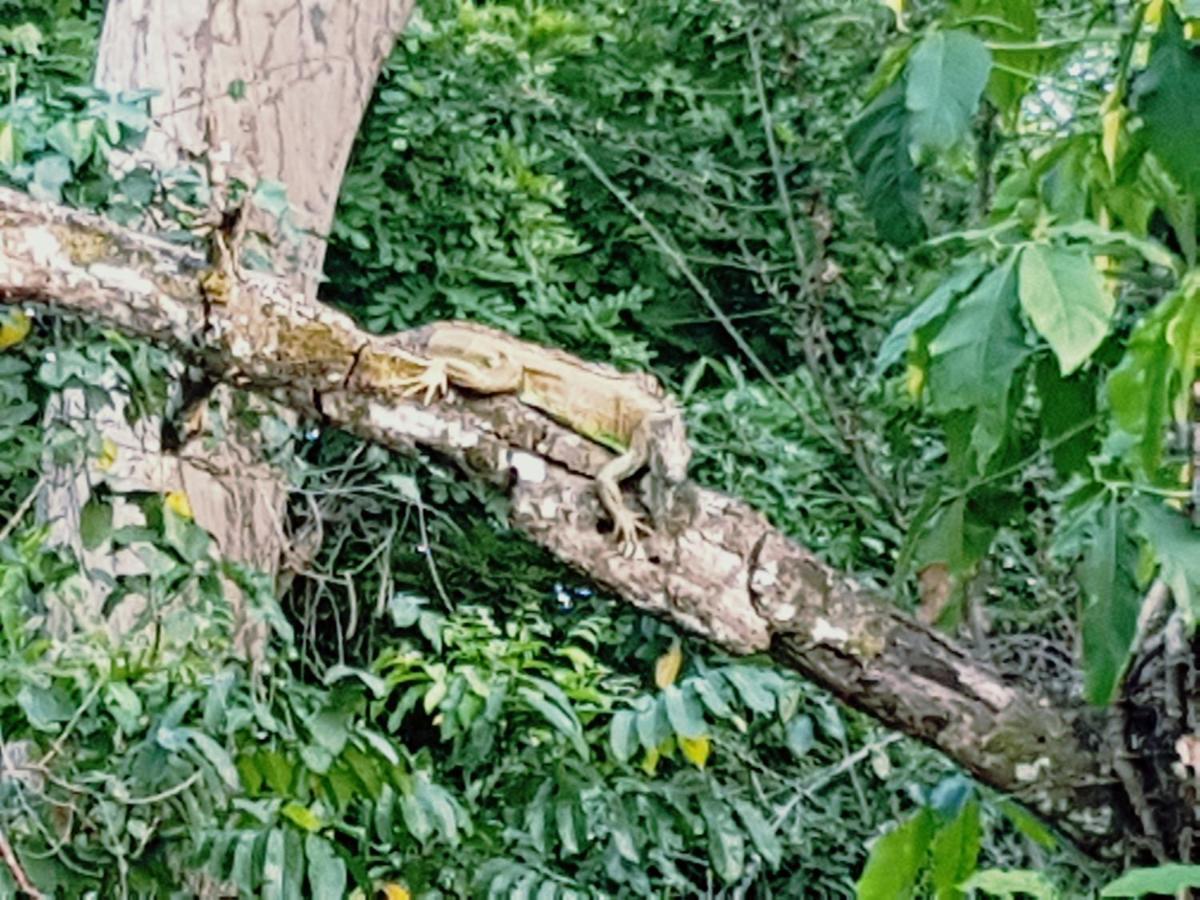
[
  {"x1": 595, "y1": 427, "x2": 653, "y2": 556},
  {"x1": 396, "y1": 354, "x2": 451, "y2": 405}
]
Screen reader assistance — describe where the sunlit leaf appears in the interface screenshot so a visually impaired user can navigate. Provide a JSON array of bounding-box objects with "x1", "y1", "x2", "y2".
[
  {"x1": 856, "y1": 809, "x2": 936, "y2": 900},
  {"x1": 1017, "y1": 244, "x2": 1114, "y2": 375},
  {"x1": 1101, "y1": 864, "x2": 1200, "y2": 897}
]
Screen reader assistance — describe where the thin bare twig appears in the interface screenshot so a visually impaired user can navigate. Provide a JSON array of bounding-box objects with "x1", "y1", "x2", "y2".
[
  {"x1": 0, "y1": 475, "x2": 46, "y2": 545},
  {"x1": 0, "y1": 829, "x2": 42, "y2": 899}
]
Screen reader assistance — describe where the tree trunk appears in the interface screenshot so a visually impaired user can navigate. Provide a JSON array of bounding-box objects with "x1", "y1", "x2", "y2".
[{"x1": 39, "y1": 0, "x2": 413, "y2": 642}]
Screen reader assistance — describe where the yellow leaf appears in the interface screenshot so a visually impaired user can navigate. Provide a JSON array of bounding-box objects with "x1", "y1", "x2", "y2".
[
  {"x1": 679, "y1": 734, "x2": 711, "y2": 769},
  {"x1": 1100, "y1": 94, "x2": 1123, "y2": 172},
  {"x1": 379, "y1": 884, "x2": 411, "y2": 900},
  {"x1": 879, "y1": 0, "x2": 908, "y2": 31},
  {"x1": 904, "y1": 360, "x2": 925, "y2": 400},
  {"x1": 1145, "y1": 0, "x2": 1164, "y2": 26},
  {"x1": 654, "y1": 639, "x2": 683, "y2": 689},
  {"x1": 0, "y1": 310, "x2": 31, "y2": 350},
  {"x1": 96, "y1": 438, "x2": 118, "y2": 472},
  {"x1": 164, "y1": 490, "x2": 193, "y2": 520},
  {"x1": 641, "y1": 746, "x2": 660, "y2": 776}
]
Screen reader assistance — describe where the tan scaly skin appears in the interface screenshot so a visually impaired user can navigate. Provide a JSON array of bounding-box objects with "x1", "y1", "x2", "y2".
[{"x1": 372, "y1": 321, "x2": 692, "y2": 555}]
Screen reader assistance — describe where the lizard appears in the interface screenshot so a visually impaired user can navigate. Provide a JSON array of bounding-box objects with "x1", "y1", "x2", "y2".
[{"x1": 353, "y1": 321, "x2": 692, "y2": 555}]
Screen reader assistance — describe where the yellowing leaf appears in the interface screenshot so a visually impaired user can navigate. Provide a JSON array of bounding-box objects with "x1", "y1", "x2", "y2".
[
  {"x1": 905, "y1": 360, "x2": 926, "y2": 399},
  {"x1": 641, "y1": 746, "x2": 660, "y2": 776},
  {"x1": 164, "y1": 490, "x2": 193, "y2": 519},
  {"x1": 879, "y1": 0, "x2": 908, "y2": 31},
  {"x1": 679, "y1": 734, "x2": 711, "y2": 769},
  {"x1": 1146, "y1": 0, "x2": 1164, "y2": 26},
  {"x1": 654, "y1": 639, "x2": 683, "y2": 689},
  {"x1": 379, "y1": 884, "x2": 411, "y2": 900},
  {"x1": 1101, "y1": 104, "x2": 1123, "y2": 172},
  {"x1": 96, "y1": 437, "x2": 118, "y2": 472},
  {"x1": 0, "y1": 310, "x2": 31, "y2": 350}
]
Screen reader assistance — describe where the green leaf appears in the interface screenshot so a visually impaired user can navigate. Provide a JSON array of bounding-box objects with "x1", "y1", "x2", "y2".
[
  {"x1": 261, "y1": 828, "x2": 286, "y2": 900},
  {"x1": 1108, "y1": 284, "x2": 1200, "y2": 476},
  {"x1": 17, "y1": 683, "x2": 75, "y2": 731},
  {"x1": 1047, "y1": 221, "x2": 1177, "y2": 272},
  {"x1": 307, "y1": 707, "x2": 351, "y2": 756},
  {"x1": 785, "y1": 714, "x2": 815, "y2": 758},
  {"x1": 856, "y1": 809, "x2": 936, "y2": 900},
  {"x1": 929, "y1": 799, "x2": 981, "y2": 899},
  {"x1": 733, "y1": 799, "x2": 782, "y2": 868},
  {"x1": 556, "y1": 796, "x2": 584, "y2": 856},
  {"x1": 721, "y1": 666, "x2": 776, "y2": 714},
  {"x1": 1101, "y1": 864, "x2": 1200, "y2": 897},
  {"x1": 609, "y1": 710, "x2": 638, "y2": 763},
  {"x1": 1034, "y1": 357, "x2": 1097, "y2": 477},
  {"x1": 998, "y1": 801, "x2": 1057, "y2": 850},
  {"x1": 905, "y1": 30, "x2": 992, "y2": 152},
  {"x1": 927, "y1": 256, "x2": 1030, "y2": 468},
  {"x1": 690, "y1": 676, "x2": 733, "y2": 719},
  {"x1": 949, "y1": 0, "x2": 1040, "y2": 120},
  {"x1": 416, "y1": 777, "x2": 461, "y2": 846},
  {"x1": 1017, "y1": 244, "x2": 1114, "y2": 375},
  {"x1": 80, "y1": 497, "x2": 113, "y2": 550},
  {"x1": 400, "y1": 784, "x2": 432, "y2": 842},
  {"x1": 961, "y1": 868, "x2": 1060, "y2": 899},
  {"x1": 876, "y1": 261, "x2": 986, "y2": 374},
  {"x1": 635, "y1": 697, "x2": 669, "y2": 750},
  {"x1": 1133, "y1": 8, "x2": 1200, "y2": 197},
  {"x1": 30, "y1": 153, "x2": 73, "y2": 203},
  {"x1": 1078, "y1": 495, "x2": 1141, "y2": 705},
  {"x1": 700, "y1": 797, "x2": 745, "y2": 883},
  {"x1": 305, "y1": 835, "x2": 347, "y2": 900},
  {"x1": 1134, "y1": 500, "x2": 1200, "y2": 626},
  {"x1": 518, "y1": 687, "x2": 588, "y2": 758},
  {"x1": 662, "y1": 685, "x2": 705, "y2": 739},
  {"x1": 847, "y1": 80, "x2": 925, "y2": 246},
  {"x1": 185, "y1": 728, "x2": 240, "y2": 790}
]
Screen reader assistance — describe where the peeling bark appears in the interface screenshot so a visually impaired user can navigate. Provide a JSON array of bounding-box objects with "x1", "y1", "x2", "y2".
[{"x1": 0, "y1": 186, "x2": 1140, "y2": 857}]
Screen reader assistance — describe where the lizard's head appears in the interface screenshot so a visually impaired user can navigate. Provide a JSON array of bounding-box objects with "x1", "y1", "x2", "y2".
[
  {"x1": 646, "y1": 403, "x2": 691, "y2": 484},
  {"x1": 643, "y1": 405, "x2": 696, "y2": 534}
]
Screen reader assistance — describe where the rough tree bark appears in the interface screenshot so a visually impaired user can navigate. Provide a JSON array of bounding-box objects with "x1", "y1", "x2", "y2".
[
  {"x1": 40, "y1": 0, "x2": 413, "y2": 639},
  {"x1": 0, "y1": 186, "x2": 1156, "y2": 862}
]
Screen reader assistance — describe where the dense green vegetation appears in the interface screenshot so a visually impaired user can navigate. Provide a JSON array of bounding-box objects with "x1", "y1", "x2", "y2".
[{"x1": 0, "y1": 0, "x2": 1197, "y2": 896}]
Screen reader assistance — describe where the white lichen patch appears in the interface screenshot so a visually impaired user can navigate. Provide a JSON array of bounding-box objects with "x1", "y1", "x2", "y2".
[
  {"x1": 750, "y1": 558, "x2": 779, "y2": 591},
  {"x1": 508, "y1": 450, "x2": 547, "y2": 483},
  {"x1": 90, "y1": 264, "x2": 156, "y2": 296},
  {"x1": 771, "y1": 602, "x2": 798, "y2": 623},
  {"x1": 1014, "y1": 756, "x2": 1051, "y2": 782},
  {"x1": 811, "y1": 617, "x2": 850, "y2": 644},
  {"x1": 25, "y1": 225, "x2": 67, "y2": 268},
  {"x1": 366, "y1": 401, "x2": 477, "y2": 446}
]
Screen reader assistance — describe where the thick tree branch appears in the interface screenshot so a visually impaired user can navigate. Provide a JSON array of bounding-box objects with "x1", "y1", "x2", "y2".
[{"x1": 0, "y1": 187, "x2": 1124, "y2": 855}]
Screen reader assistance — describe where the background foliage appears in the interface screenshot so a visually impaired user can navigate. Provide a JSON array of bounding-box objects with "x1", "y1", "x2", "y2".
[{"x1": 0, "y1": 0, "x2": 1196, "y2": 896}]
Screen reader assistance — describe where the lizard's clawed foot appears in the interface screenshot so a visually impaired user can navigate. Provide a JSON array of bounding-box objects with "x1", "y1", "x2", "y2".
[
  {"x1": 399, "y1": 360, "x2": 450, "y2": 406},
  {"x1": 611, "y1": 506, "x2": 654, "y2": 557}
]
